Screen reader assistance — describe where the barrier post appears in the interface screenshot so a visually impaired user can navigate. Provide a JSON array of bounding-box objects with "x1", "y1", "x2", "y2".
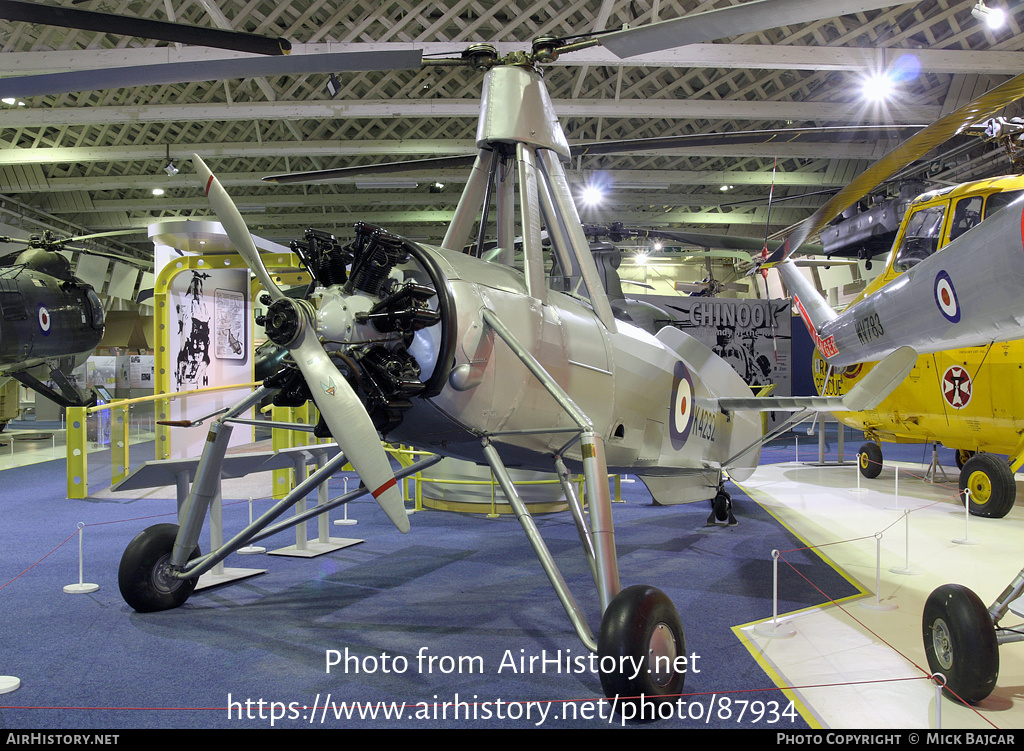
[{"x1": 66, "y1": 406, "x2": 88, "y2": 499}]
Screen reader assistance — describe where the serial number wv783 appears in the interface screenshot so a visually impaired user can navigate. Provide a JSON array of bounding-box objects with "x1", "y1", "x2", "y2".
[{"x1": 855, "y1": 313, "x2": 885, "y2": 345}]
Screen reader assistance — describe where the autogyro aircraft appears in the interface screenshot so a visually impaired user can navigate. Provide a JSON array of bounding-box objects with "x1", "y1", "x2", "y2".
[
  {"x1": 14, "y1": 0, "x2": 922, "y2": 710},
  {"x1": 0, "y1": 231, "x2": 106, "y2": 414}
]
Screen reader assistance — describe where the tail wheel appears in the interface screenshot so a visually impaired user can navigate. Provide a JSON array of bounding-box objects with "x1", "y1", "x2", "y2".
[
  {"x1": 958, "y1": 453, "x2": 1016, "y2": 518},
  {"x1": 857, "y1": 442, "x2": 883, "y2": 479},
  {"x1": 922, "y1": 583, "x2": 998, "y2": 704},
  {"x1": 713, "y1": 491, "x2": 731, "y2": 522},
  {"x1": 598, "y1": 585, "x2": 686, "y2": 715}
]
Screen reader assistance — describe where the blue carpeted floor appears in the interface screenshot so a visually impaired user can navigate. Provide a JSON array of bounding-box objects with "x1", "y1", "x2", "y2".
[{"x1": 0, "y1": 429, "x2": 910, "y2": 730}]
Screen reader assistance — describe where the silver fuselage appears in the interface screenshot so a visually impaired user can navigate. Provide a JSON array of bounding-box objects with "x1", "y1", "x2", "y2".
[{"x1": 374, "y1": 244, "x2": 763, "y2": 480}]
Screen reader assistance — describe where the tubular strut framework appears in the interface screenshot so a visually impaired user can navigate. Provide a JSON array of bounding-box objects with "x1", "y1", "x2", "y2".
[
  {"x1": 478, "y1": 308, "x2": 620, "y2": 653},
  {"x1": 165, "y1": 383, "x2": 442, "y2": 580}
]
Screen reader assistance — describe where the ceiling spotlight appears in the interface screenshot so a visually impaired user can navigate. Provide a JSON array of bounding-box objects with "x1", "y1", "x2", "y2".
[
  {"x1": 161, "y1": 145, "x2": 179, "y2": 177},
  {"x1": 327, "y1": 73, "x2": 342, "y2": 98},
  {"x1": 581, "y1": 184, "x2": 604, "y2": 206},
  {"x1": 152, "y1": 188, "x2": 165, "y2": 196},
  {"x1": 861, "y1": 71, "x2": 895, "y2": 103},
  {"x1": 429, "y1": 181, "x2": 445, "y2": 193},
  {"x1": 972, "y1": 0, "x2": 1007, "y2": 28}
]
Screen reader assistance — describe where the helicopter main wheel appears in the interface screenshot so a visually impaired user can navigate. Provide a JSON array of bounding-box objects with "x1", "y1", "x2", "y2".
[
  {"x1": 857, "y1": 442, "x2": 883, "y2": 479},
  {"x1": 118, "y1": 523, "x2": 201, "y2": 613},
  {"x1": 598, "y1": 585, "x2": 685, "y2": 716},
  {"x1": 922, "y1": 583, "x2": 999, "y2": 705},
  {"x1": 958, "y1": 453, "x2": 1016, "y2": 518}
]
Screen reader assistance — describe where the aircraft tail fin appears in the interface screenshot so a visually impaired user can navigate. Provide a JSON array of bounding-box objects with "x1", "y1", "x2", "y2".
[
  {"x1": 715, "y1": 346, "x2": 915, "y2": 415},
  {"x1": 840, "y1": 345, "x2": 917, "y2": 411},
  {"x1": 717, "y1": 346, "x2": 915, "y2": 469},
  {"x1": 775, "y1": 260, "x2": 841, "y2": 361}
]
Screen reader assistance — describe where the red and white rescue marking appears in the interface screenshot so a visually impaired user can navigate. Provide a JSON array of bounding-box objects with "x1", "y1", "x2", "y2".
[{"x1": 941, "y1": 365, "x2": 972, "y2": 409}]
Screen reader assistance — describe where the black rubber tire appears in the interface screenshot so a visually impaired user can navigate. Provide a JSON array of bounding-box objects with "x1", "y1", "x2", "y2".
[
  {"x1": 118, "y1": 523, "x2": 201, "y2": 613},
  {"x1": 712, "y1": 491, "x2": 731, "y2": 522},
  {"x1": 955, "y1": 449, "x2": 975, "y2": 470},
  {"x1": 922, "y1": 583, "x2": 999, "y2": 705},
  {"x1": 958, "y1": 453, "x2": 1016, "y2": 518},
  {"x1": 858, "y1": 442, "x2": 883, "y2": 479},
  {"x1": 598, "y1": 585, "x2": 686, "y2": 716}
]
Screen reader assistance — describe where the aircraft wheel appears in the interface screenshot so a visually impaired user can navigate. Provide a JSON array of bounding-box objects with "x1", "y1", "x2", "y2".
[
  {"x1": 598, "y1": 585, "x2": 685, "y2": 715},
  {"x1": 955, "y1": 449, "x2": 975, "y2": 470},
  {"x1": 857, "y1": 442, "x2": 883, "y2": 479},
  {"x1": 118, "y1": 523, "x2": 200, "y2": 613},
  {"x1": 959, "y1": 453, "x2": 1016, "y2": 518},
  {"x1": 922, "y1": 583, "x2": 998, "y2": 704},
  {"x1": 712, "y1": 490, "x2": 731, "y2": 522}
]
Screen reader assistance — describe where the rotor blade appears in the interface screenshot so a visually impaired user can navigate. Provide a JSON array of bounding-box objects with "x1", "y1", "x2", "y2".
[
  {"x1": 0, "y1": 0, "x2": 290, "y2": 56},
  {"x1": 264, "y1": 154, "x2": 476, "y2": 185},
  {"x1": 573, "y1": 125, "x2": 925, "y2": 157},
  {"x1": 596, "y1": 0, "x2": 914, "y2": 58},
  {"x1": 192, "y1": 153, "x2": 284, "y2": 302},
  {"x1": 583, "y1": 224, "x2": 825, "y2": 255},
  {"x1": 263, "y1": 126, "x2": 921, "y2": 185},
  {"x1": 0, "y1": 49, "x2": 423, "y2": 99},
  {"x1": 763, "y1": 69, "x2": 1024, "y2": 265},
  {"x1": 191, "y1": 153, "x2": 408, "y2": 534}
]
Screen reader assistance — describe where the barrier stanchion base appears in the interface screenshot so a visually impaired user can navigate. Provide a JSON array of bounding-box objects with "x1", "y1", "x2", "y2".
[
  {"x1": 0, "y1": 676, "x2": 20, "y2": 694},
  {"x1": 63, "y1": 582, "x2": 99, "y2": 594},
  {"x1": 195, "y1": 567, "x2": 265, "y2": 591},
  {"x1": 269, "y1": 538, "x2": 363, "y2": 558},
  {"x1": 858, "y1": 598, "x2": 898, "y2": 611},
  {"x1": 753, "y1": 620, "x2": 796, "y2": 638}
]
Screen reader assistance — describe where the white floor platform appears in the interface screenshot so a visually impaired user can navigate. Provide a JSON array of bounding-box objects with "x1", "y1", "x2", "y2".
[{"x1": 737, "y1": 458, "x2": 1024, "y2": 730}]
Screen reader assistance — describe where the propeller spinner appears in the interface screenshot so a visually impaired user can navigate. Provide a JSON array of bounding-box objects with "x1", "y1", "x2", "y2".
[{"x1": 192, "y1": 153, "x2": 410, "y2": 534}]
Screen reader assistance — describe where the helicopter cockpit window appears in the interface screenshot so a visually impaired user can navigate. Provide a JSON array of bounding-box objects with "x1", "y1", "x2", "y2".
[
  {"x1": 948, "y1": 196, "x2": 984, "y2": 242},
  {"x1": 984, "y1": 189, "x2": 1024, "y2": 219},
  {"x1": 893, "y1": 205, "x2": 946, "y2": 272}
]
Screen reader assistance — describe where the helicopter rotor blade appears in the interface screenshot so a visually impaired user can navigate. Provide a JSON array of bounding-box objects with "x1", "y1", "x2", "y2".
[
  {"x1": 191, "y1": 154, "x2": 409, "y2": 533},
  {"x1": 0, "y1": 49, "x2": 423, "y2": 99},
  {"x1": 763, "y1": 69, "x2": 1024, "y2": 266},
  {"x1": 264, "y1": 125, "x2": 920, "y2": 186},
  {"x1": 595, "y1": 0, "x2": 915, "y2": 59},
  {"x1": 0, "y1": 0, "x2": 291, "y2": 56}
]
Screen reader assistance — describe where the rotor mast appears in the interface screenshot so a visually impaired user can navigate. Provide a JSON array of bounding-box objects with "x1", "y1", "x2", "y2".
[{"x1": 441, "y1": 57, "x2": 618, "y2": 333}]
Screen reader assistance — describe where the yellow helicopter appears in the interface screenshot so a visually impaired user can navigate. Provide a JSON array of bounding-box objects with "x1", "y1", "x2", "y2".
[{"x1": 812, "y1": 169, "x2": 1024, "y2": 518}]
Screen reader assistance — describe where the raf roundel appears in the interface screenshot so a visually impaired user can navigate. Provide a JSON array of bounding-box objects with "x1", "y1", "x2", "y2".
[
  {"x1": 934, "y1": 270, "x2": 961, "y2": 323},
  {"x1": 669, "y1": 361, "x2": 695, "y2": 450},
  {"x1": 37, "y1": 304, "x2": 51, "y2": 335}
]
